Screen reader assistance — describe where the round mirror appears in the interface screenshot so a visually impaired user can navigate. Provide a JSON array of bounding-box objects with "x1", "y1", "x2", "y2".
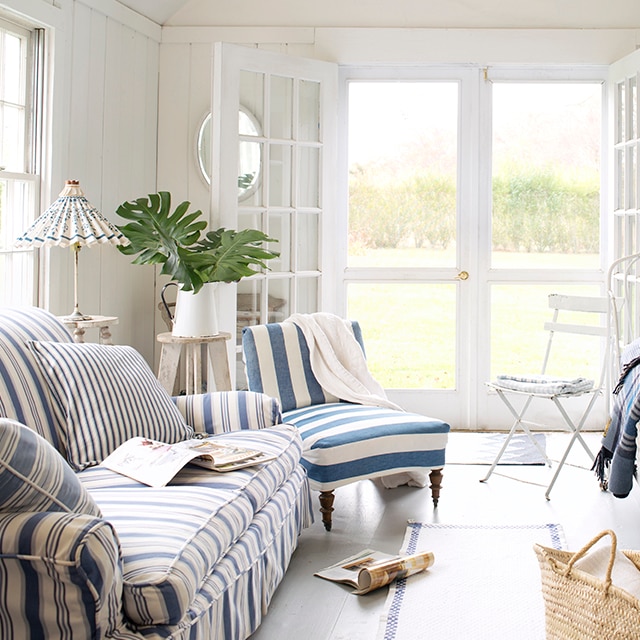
[{"x1": 197, "y1": 107, "x2": 262, "y2": 201}]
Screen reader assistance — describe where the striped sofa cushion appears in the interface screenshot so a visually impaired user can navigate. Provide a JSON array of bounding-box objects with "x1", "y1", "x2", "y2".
[
  {"x1": 283, "y1": 402, "x2": 449, "y2": 491},
  {"x1": 0, "y1": 307, "x2": 74, "y2": 453},
  {"x1": 0, "y1": 418, "x2": 101, "y2": 517},
  {"x1": 80, "y1": 424, "x2": 304, "y2": 626},
  {"x1": 28, "y1": 341, "x2": 194, "y2": 471},
  {"x1": 242, "y1": 321, "x2": 365, "y2": 412},
  {"x1": 173, "y1": 390, "x2": 282, "y2": 434}
]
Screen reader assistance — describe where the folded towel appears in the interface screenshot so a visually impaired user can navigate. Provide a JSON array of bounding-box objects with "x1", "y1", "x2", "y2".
[{"x1": 494, "y1": 374, "x2": 594, "y2": 395}]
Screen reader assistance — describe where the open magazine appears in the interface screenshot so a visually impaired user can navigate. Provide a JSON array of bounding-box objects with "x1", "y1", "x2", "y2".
[
  {"x1": 100, "y1": 436, "x2": 276, "y2": 488},
  {"x1": 314, "y1": 548, "x2": 434, "y2": 594}
]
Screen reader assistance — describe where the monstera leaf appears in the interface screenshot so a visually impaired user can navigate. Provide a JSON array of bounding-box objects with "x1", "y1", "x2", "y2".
[
  {"x1": 116, "y1": 191, "x2": 278, "y2": 293},
  {"x1": 196, "y1": 228, "x2": 280, "y2": 283}
]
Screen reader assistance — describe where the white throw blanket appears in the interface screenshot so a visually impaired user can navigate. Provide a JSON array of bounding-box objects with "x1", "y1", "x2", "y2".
[
  {"x1": 287, "y1": 313, "x2": 427, "y2": 488},
  {"x1": 287, "y1": 312, "x2": 402, "y2": 411}
]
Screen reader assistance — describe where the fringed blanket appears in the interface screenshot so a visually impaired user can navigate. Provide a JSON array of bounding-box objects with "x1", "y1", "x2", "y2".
[{"x1": 592, "y1": 340, "x2": 640, "y2": 498}]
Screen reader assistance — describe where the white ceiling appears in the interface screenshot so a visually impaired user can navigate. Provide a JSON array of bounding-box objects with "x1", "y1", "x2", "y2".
[
  {"x1": 118, "y1": 0, "x2": 640, "y2": 28},
  {"x1": 117, "y1": 0, "x2": 188, "y2": 25}
]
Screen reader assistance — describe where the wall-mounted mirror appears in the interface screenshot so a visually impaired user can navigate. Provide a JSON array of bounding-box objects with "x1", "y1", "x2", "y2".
[{"x1": 197, "y1": 106, "x2": 262, "y2": 201}]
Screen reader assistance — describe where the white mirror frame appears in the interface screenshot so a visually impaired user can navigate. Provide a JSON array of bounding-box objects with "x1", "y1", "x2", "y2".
[{"x1": 196, "y1": 106, "x2": 262, "y2": 202}]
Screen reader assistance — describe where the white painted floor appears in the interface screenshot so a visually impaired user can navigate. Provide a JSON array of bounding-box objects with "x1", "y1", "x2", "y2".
[{"x1": 249, "y1": 432, "x2": 640, "y2": 639}]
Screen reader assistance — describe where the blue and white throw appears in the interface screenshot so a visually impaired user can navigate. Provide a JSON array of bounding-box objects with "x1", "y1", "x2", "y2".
[
  {"x1": 592, "y1": 339, "x2": 640, "y2": 498},
  {"x1": 494, "y1": 374, "x2": 594, "y2": 395}
]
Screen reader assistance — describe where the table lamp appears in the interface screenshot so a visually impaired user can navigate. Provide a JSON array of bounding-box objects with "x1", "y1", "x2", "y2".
[{"x1": 15, "y1": 179, "x2": 129, "y2": 320}]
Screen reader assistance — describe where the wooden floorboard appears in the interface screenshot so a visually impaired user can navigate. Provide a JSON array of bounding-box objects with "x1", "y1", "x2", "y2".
[{"x1": 250, "y1": 433, "x2": 640, "y2": 639}]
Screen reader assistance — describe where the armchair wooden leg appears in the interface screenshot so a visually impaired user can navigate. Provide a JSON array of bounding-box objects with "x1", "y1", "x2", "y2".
[
  {"x1": 429, "y1": 468, "x2": 443, "y2": 507},
  {"x1": 319, "y1": 490, "x2": 335, "y2": 531}
]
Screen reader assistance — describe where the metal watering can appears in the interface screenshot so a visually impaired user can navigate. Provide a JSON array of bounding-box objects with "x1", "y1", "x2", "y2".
[{"x1": 160, "y1": 282, "x2": 219, "y2": 338}]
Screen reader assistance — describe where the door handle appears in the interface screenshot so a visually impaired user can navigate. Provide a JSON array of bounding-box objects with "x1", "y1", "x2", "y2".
[{"x1": 455, "y1": 271, "x2": 469, "y2": 281}]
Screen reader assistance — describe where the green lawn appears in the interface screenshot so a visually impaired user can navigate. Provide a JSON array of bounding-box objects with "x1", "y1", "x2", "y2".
[{"x1": 347, "y1": 249, "x2": 602, "y2": 389}]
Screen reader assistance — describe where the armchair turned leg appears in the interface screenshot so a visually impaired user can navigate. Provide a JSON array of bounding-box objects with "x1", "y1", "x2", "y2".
[
  {"x1": 429, "y1": 468, "x2": 443, "y2": 507},
  {"x1": 319, "y1": 490, "x2": 335, "y2": 531}
]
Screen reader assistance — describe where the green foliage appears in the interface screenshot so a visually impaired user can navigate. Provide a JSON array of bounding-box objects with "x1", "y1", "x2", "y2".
[
  {"x1": 116, "y1": 191, "x2": 279, "y2": 293},
  {"x1": 349, "y1": 168, "x2": 599, "y2": 253}
]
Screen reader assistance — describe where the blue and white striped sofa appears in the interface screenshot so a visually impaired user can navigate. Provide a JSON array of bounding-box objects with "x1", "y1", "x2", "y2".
[
  {"x1": 242, "y1": 318, "x2": 450, "y2": 531},
  {"x1": 0, "y1": 306, "x2": 313, "y2": 639}
]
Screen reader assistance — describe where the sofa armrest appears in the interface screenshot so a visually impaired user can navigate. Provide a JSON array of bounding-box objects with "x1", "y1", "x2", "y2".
[
  {"x1": 0, "y1": 511, "x2": 131, "y2": 639},
  {"x1": 173, "y1": 390, "x2": 282, "y2": 435}
]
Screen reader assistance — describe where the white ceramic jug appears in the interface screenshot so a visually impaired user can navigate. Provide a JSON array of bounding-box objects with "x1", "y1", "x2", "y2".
[{"x1": 161, "y1": 281, "x2": 219, "y2": 337}]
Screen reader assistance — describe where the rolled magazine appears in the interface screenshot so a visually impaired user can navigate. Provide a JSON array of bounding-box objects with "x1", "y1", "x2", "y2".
[{"x1": 315, "y1": 548, "x2": 434, "y2": 594}]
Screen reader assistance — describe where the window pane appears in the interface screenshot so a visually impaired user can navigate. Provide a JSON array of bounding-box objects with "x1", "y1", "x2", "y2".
[
  {"x1": 347, "y1": 283, "x2": 456, "y2": 389},
  {"x1": 270, "y1": 75, "x2": 292, "y2": 140},
  {"x1": 269, "y1": 143, "x2": 291, "y2": 207},
  {"x1": 298, "y1": 80, "x2": 320, "y2": 143},
  {"x1": 348, "y1": 82, "x2": 458, "y2": 268},
  {"x1": 0, "y1": 19, "x2": 39, "y2": 307},
  {"x1": 491, "y1": 83, "x2": 601, "y2": 269},
  {"x1": 297, "y1": 146, "x2": 319, "y2": 208},
  {"x1": 0, "y1": 177, "x2": 37, "y2": 306}
]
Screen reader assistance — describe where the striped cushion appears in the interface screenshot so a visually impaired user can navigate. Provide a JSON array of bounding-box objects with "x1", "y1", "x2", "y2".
[
  {"x1": 28, "y1": 341, "x2": 194, "y2": 471},
  {"x1": 283, "y1": 402, "x2": 449, "y2": 491},
  {"x1": 173, "y1": 390, "x2": 282, "y2": 434},
  {"x1": 0, "y1": 418, "x2": 101, "y2": 517},
  {"x1": 0, "y1": 307, "x2": 74, "y2": 452},
  {"x1": 80, "y1": 424, "x2": 304, "y2": 626}
]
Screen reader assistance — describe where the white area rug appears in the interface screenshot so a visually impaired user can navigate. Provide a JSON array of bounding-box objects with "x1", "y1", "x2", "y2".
[
  {"x1": 446, "y1": 432, "x2": 547, "y2": 465},
  {"x1": 376, "y1": 522, "x2": 565, "y2": 640}
]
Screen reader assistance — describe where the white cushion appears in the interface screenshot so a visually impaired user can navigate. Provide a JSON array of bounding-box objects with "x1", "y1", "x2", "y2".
[{"x1": 28, "y1": 341, "x2": 193, "y2": 471}]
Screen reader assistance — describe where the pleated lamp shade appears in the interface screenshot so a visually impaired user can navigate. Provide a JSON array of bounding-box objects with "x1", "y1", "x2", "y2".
[{"x1": 15, "y1": 180, "x2": 129, "y2": 319}]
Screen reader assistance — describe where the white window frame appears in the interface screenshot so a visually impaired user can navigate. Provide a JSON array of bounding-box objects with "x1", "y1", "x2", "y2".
[{"x1": 0, "y1": 15, "x2": 44, "y2": 307}]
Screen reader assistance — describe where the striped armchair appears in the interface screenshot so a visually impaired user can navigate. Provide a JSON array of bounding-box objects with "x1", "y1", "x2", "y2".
[{"x1": 242, "y1": 315, "x2": 450, "y2": 531}]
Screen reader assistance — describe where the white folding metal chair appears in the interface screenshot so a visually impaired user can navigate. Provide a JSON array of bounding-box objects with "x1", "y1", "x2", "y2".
[{"x1": 482, "y1": 293, "x2": 614, "y2": 499}]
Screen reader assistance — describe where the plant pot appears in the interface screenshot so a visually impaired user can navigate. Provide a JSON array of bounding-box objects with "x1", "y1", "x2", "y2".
[{"x1": 172, "y1": 282, "x2": 219, "y2": 338}]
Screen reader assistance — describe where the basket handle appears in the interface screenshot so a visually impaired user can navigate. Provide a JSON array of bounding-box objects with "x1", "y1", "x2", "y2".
[{"x1": 564, "y1": 529, "x2": 617, "y2": 590}]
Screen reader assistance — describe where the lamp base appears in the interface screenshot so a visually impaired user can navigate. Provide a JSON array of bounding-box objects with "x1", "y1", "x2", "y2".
[{"x1": 62, "y1": 309, "x2": 93, "y2": 322}]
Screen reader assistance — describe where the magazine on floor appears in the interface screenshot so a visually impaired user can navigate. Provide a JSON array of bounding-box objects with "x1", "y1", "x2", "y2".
[
  {"x1": 314, "y1": 548, "x2": 435, "y2": 594},
  {"x1": 101, "y1": 436, "x2": 276, "y2": 488}
]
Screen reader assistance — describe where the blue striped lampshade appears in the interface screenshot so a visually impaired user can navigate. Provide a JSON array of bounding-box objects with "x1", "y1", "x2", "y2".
[{"x1": 15, "y1": 180, "x2": 128, "y2": 249}]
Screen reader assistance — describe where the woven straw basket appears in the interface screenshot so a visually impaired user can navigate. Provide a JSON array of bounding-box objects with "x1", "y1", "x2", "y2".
[{"x1": 534, "y1": 530, "x2": 640, "y2": 639}]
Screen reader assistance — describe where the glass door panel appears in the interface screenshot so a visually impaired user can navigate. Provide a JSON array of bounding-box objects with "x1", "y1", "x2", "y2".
[
  {"x1": 268, "y1": 143, "x2": 292, "y2": 207},
  {"x1": 490, "y1": 284, "x2": 602, "y2": 383},
  {"x1": 347, "y1": 82, "x2": 458, "y2": 270},
  {"x1": 299, "y1": 80, "x2": 321, "y2": 142},
  {"x1": 491, "y1": 83, "x2": 602, "y2": 270},
  {"x1": 346, "y1": 79, "x2": 461, "y2": 400},
  {"x1": 347, "y1": 282, "x2": 457, "y2": 390},
  {"x1": 609, "y1": 49, "x2": 640, "y2": 343},
  {"x1": 269, "y1": 75, "x2": 293, "y2": 139}
]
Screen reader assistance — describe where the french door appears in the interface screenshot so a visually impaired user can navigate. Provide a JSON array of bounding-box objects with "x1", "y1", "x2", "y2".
[
  {"x1": 609, "y1": 49, "x2": 640, "y2": 344},
  {"x1": 210, "y1": 43, "x2": 337, "y2": 386},
  {"x1": 341, "y1": 66, "x2": 607, "y2": 430},
  {"x1": 211, "y1": 45, "x2": 609, "y2": 429}
]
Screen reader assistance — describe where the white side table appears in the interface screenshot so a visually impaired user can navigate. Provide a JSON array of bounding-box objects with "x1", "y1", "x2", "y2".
[
  {"x1": 59, "y1": 315, "x2": 118, "y2": 344},
  {"x1": 157, "y1": 332, "x2": 232, "y2": 396}
]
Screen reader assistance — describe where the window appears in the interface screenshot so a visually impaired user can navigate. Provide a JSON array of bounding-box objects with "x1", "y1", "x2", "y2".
[{"x1": 0, "y1": 17, "x2": 43, "y2": 306}]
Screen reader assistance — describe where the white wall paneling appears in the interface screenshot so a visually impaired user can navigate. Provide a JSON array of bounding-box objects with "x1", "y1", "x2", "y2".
[{"x1": 3, "y1": 0, "x2": 161, "y2": 362}]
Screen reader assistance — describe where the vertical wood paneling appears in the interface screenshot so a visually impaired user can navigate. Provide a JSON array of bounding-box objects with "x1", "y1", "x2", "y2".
[
  {"x1": 157, "y1": 42, "x2": 191, "y2": 199},
  {"x1": 47, "y1": 0, "x2": 161, "y2": 362}
]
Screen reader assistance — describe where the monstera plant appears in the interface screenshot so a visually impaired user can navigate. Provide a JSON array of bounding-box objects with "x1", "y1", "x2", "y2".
[{"x1": 115, "y1": 191, "x2": 279, "y2": 293}]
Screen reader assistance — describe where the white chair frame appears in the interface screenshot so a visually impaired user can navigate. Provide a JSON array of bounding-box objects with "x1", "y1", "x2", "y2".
[{"x1": 482, "y1": 293, "x2": 616, "y2": 499}]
